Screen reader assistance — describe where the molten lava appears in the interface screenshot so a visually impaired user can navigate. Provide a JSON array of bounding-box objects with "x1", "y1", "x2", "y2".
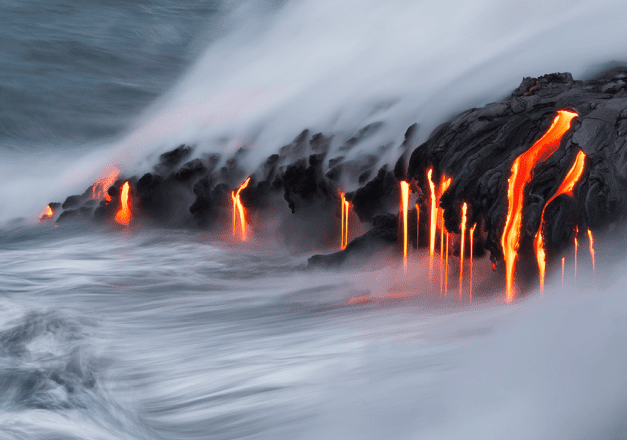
[
  {"x1": 445, "y1": 232, "x2": 450, "y2": 296},
  {"x1": 92, "y1": 169, "x2": 119, "y2": 202},
  {"x1": 574, "y1": 226, "x2": 579, "y2": 278},
  {"x1": 469, "y1": 223, "x2": 476, "y2": 302},
  {"x1": 400, "y1": 181, "x2": 410, "y2": 270},
  {"x1": 459, "y1": 202, "x2": 468, "y2": 298},
  {"x1": 40, "y1": 204, "x2": 54, "y2": 220},
  {"x1": 231, "y1": 177, "x2": 251, "y2": 241},
  {"x1": 115, "y1": 181, "x2": 131, "y2": 225},
  {"x1": 340, "y1": 192, "x2": 350, "y2": 249},
  {"x1": 428, "y1": 168, "x2": 437, "y2": 278},
  {"x1": 533, "y1": 150, "x2": 586, "y2": 291},
  {"x1": 587, "y1": 228, "x2": 595, "y2": 277},
  {"x1": 438, "y1": 175, "x2": 452, "y2": 295},
  {"x1": 501, "y1": 109, "x2": 578, "y2": 301},
  {"x1": 562, "y1": 257, "x2": 565, "y2": 288}
]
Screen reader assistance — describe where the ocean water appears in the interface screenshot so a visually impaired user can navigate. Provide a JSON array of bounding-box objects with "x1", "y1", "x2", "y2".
[{"x1": 2, "y1": 0, "x2": 627, "y2": 439}]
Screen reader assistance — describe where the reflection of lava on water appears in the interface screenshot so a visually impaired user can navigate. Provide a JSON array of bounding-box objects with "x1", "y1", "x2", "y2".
[{"x1": 42, "y1": 69, "x2": 627, "y2": 300}]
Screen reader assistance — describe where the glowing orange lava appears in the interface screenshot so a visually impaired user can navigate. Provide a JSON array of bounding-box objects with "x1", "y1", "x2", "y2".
[
  {"x1": 587, "y1": 228, "x2": 595, "y2": 277},
  {"x1": 574, "y1": 226, "x2": 579, "y2": 278},
  {"x1": 501, "y1": 110, "x2": 578, "y2": 301},
  {"x1": 562, "y1": 257, "x2": 565, "y2": 288},
  {"x1": 231, "y1": 177, "x2": 251, "y2": 241},
  {"x1": 416, "y1": 204, "x2": 420, "y2": 250},
  {"x1": 340, "y1": 192, "x2": 350, "y2": 249},
  {"x1": 459, "y1": 202, "x2": 468, "y2": 298},
  {"x1": 428, "y1": 168, "x2": 437, "y2": 279},
  {"x1": 439, "y1": 175, "x2": 452, "y2": 295},
  {"x1": 400, "y1": 181, "x2": 410, "y2": 271},
  {"x1": 40, "y1": 204, "x2": 54, "y2": 220},
  {"x1": 445, "y1": 232, "x2": 450, "y2": 296},
  {"x1": 92, "y1": 169, "x2": 119, "y2": 202},
  {"x1": 469, "y1": 223, "x2": 476, "y2": 303},
  {"x1": 115, "y1": 181, "x2": 131, "y2": 225},
  {"x1": 534, "y1": 150, "x2": 586, "y2": 292}
]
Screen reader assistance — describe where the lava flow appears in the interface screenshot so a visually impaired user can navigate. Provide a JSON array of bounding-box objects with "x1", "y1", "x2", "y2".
[
  {"x1": 92, "y1": 169, "x2": 119, "y2": 201},
  {"x1": 400, "y1": 181, "x2": 410, "y2": 270},
  {"x1": 340, "y1": 192, "x2": 350, "y2": 249},
  {"x1": 439, "y1": 175, "x2": 452, "y2": 295},
  {"x1": 459, "y1": 202, "x2": 468, "y2": 297},
  {"x1": 115, "y1": 181, "x2": 131, "y2": 225},
  {"x1": 574, "y1": 226, "x2": 579, "y2": 278},
  {"x1": 587, "y1": 228, "x2": 595, "y2": 277},
  {"x1": 469, "y1": 223, "x2": 476, "y2": 302},
  {"x1": 533, "y1": 150, "x2": 586, "y2": 291},
  {"x1": 231, "y1": 177, "x2": 251, "y2": 241},
  {"x1": 501, "y1": 109, "x2": 578, "y2": 301},
  {"x1": 40, "y1": 204, "x2": 54, "y2": 220},
  {"x1": 415, "y1": 203, "x2": 420, "y2": 250},
  {"x1": 427, "y1": 168, "x2": 437, "y2": 279}
]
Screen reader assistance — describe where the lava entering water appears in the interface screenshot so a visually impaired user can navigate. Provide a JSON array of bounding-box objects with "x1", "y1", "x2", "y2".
[
  {"x1": 231, "y1": 177, "x2": 251, "y2": 241},
  {"x1": 439, "y1": 175, "x2": 452, "y2": 295},
  {"x1": 459, "y1": 202, "x2": 468, "y2": 298},
  {"x1": 340, "y1": 192, "x2": 350, "y2": 250},
  {"x1": 115, "y1": 181, "x2": 131, "y2": 225},
  {"x1": 587, "y1": 228, "x2": 595, "y2": 277},
  {"x1": 415, "y1": 203, "x2": 420, "y2": 250},
  {"x1": 533, "y1": 150, "x2": 586, "y2": 291},
  {"x1": 562, "y1": 257, "x2": 565, "y2": 287},
  {"x1": 469, "y1": 223, "x2": 476, "y2": 302},
  {"x1": 91, "y1": 169, "x2": 119, "y2": 201},
  {"x1": 400, "y1": 181, "x2": 410, "y2": 270},
  {"x1": 501, "y1": 110, "x2": 578, "y2": 301},
  {"x1": 574, "y1": 226, "x2": 579, "y2": 278},
  {"x1": 428, "y1": 168, "x2": 437, "y2": 279}
]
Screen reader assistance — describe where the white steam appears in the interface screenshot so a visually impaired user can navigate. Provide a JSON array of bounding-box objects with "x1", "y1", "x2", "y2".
[{"x1": 3, "y1": 0, "x2": 627, "y2": 222}]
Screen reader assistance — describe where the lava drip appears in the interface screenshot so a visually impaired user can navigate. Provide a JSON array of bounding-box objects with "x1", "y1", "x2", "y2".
[
  {"x1": 92, "y1": 169, "x2": 119, "y2": 202},
  {"x1": 574, "y1": 226, "x2": 579, "y2": 278},
  {"x1": 587, "y1": 228, "x2": 595, "y2": 277},
  {"x1": 459, "y1": 202, "x2": 467, "y2": 298},
  {"x1": 427, "y1": 168, "x2": 437, "y2": 279},
  {"x1": 231, "y1": 177, "x2": 251, "y2": 241},
  {"x1": 501, "y1": 110, "x2": 578, "y2": 301},
  {"x1": 439, "y1": 175, "x2": 452, "y2": 295},
  {"x1": 340, "y1": 192, "x2": 350, "y2": 249},
  {"x1": 400, "y1": 181, "x2": 410, "y2": 270},
  {"x1": 533, "y1": 150, "x2": 586, "y2": 292},
  {"x1": 469, "y1": 223, "x2": 476, "y2": 302},
  {"x1": 561, "y1": 257, "x2": 565, "y2": 287},
  {"x1": 415, "y1": 203, "x2": 420, "y2": 250},
  {"x1": 115, "y1": 181, "x2": 131, "y2": 225}
]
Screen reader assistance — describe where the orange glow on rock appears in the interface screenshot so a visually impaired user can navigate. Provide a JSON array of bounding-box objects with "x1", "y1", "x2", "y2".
[
  {"x1": 340, "y1": 192, "x2": 350, "y2": 249},
  {"x1": 501, "y1": 110, "x2": 578, "y2": 301},
  {"x1": 469, "y1": 223, "x2": 477, "y2": 303},
  {"x1": 231, "y1": 177, "x2": 251, "y2": 241},
  {"x1": 92, "y1": 169, "x2": 119, "y2": 202},
  {"x1": 40, "y1": 204, "x2": 54, "y2": 221},
  {"x1": 459, "y1": 202, "x2": 468, "y2": 298},
  {"x1": 534, "y1": 150, "x2": 586, "y2": 292},
  {"x1": 400, "y1": 181, "x2": 410, "y2": 271},
  {"x1": 427, "y1": 168, "x2": 437, "y2": 279},
  {"x1": 115, "y1": 181, "x2": 131, "y2": 225},
  {"x1": 587, "y1": 228, "x2": 595, "y2": 277}
]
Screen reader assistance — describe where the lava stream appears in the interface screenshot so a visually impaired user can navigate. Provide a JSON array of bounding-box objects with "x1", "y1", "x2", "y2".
[
  {"x1": 115, "y1": 181, "x2": 131, "y2": 225},
  {"x1": 574, "y1": 226, "x2": 579, "y2": 278},
  {"x1": 428, "y1": 168, "x2": 437, "y2": 279},
  {"x1": 231, "y1": 177, "x2": 251, "y2": 241},
  {"x1": 340, "y1": 192, "x2": 350, "y2": 249},
  {"x1": 533, "y1": 150, "x2": 586, "y2": 292},
  {"x1": 459, "y1": 202, "x2": 467, "y2": 298},
  {"x1": 445, "y1": 232, "x2": 450, "y2": 296},
  {"x1": 92, "y1": 169, "x2": 119, "y2": 201},
  {"x1": 587, "y1": 228, "x2": 595, "y2": 277},
  {"x1": 501, "y1": 110, "x2": 578, "y2": 301},
  {"x1": 469, "y1": 223, "x2": 476, "y2": 303},
  {"x1": 562, "y1": 257, "x2": 565, "y2": 288},
  {"x1": 400, "y1": 181, "x2": 409, "y2": 270},
  {"x1": 415, "y1": 203, "x2": 420, "y2": 250}
]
